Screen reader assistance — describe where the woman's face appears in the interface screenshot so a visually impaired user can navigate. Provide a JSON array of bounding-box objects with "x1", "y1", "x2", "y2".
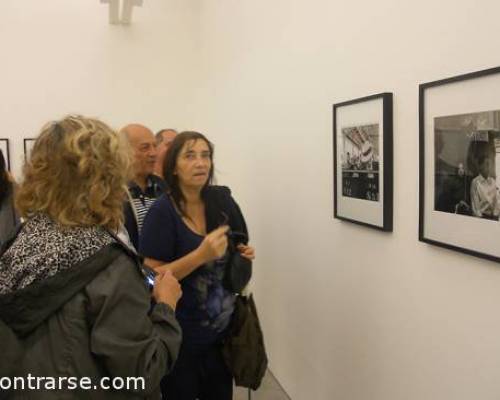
[{"x1": 175, "y1": 139, "x2": 212, "y2": 189}]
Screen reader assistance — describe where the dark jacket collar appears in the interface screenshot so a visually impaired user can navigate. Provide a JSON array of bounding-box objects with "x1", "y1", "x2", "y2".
[{"x1": 128, "y1": 175, "x2": 166, "y2": 198}]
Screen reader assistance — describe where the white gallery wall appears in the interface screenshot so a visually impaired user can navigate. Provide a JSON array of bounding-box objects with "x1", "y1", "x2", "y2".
[
  {"x1": 0, "y1": 0, "x2": 199, "y2": 178},
  {"x1": 2, "y1": 1, "x2": 500, "y2": 400},
  {"x1": 191, "y1": 1, "x2": 500, "y2": 399}
]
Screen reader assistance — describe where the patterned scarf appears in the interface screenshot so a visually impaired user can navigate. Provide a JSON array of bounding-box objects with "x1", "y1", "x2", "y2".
[{"x1": 0, "y1": 213, "x2": 114, "y2": 295}]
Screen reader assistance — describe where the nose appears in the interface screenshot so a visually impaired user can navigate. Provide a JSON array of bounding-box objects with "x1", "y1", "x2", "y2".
[{"x1": 195, "y1": 156, "x2": 208, "y2": 167}]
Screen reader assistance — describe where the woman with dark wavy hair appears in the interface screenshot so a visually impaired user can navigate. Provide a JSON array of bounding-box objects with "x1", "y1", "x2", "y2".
[
  {"x1": 140, "y1": 131, "x2": 255, "y2": 400},
  {"x1": 0, "y1": 149, "x2": 18, "y2": 245}
]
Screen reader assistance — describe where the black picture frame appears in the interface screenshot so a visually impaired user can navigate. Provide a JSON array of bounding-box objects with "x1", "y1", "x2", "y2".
[
  {"x1": 0, "y1": 139, "x2": 11, "y2": 171},
  {"x1": 419, "y1": 65, "x2": 500, "y2": 263},
  {"x1": 23, "y1": 138, "x2": 36, "y2": 161},
  {"x1": 333, "y1": 92, "x2": 393, "y2": 231},
  {"x1": 0, "y1": 138, "x2": 11, "y2": 171}
]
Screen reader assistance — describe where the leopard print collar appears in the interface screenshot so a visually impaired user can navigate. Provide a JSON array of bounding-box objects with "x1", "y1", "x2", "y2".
[{"x1": 0, "y1": 213, "x2": 115, "y2": 295}]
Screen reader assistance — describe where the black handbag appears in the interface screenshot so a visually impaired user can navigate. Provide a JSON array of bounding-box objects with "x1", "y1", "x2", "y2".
[
  {"x1": 222, "y1": 293, "x2": 268, "y2": 390},
  {"x1": 223, "y1": 231, "x2": 252, "y2": 294}
]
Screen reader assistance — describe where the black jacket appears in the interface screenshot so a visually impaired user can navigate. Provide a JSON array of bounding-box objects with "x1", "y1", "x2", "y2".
[
  {"x1": 204, "y1": 185, "x2": 248, "y2": 238},
  {"x1": 124, "y1": 175, "x2": 166, "y2": 249}
]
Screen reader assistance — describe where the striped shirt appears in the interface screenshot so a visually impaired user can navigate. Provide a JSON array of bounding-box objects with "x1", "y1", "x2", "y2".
[
  {"x1": 132, "y1": 195, "x2": 157, "y2": 232},
  {"x1": 125, "y1": 176, "x2": 166, "y2": 248}
]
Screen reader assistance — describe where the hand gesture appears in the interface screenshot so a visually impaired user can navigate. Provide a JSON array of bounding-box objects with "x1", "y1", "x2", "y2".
[
  {"x1": 237, "y1": 244, "x2": 255, "y2": 260},
  {"x1": 197, "y1": 225, "x2": 229, "y2": 263},
  {"x1": 153, "y1": 270, "x2": 182, "y2": 310}
]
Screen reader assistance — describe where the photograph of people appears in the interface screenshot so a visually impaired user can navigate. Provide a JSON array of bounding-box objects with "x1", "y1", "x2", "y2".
[
  {"x1": 341, "y1": 124, "x2": 379, "y2": 201},
  {"x1": 434, "y1": 110, "x2": 500, "y2": 221},
  {"x1": 470, "y1": 153, "x2": 500, "y2": 219}
]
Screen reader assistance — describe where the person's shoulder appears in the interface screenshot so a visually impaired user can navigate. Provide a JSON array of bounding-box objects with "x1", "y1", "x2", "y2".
[
  {"x1": 105, "y1": 231, "x2": 140, "y2": 259},
  {"x1": 205, "y1": 185, "x2": 241, "y2": 214},
  {"x1": 86, "y1": 244, "x2": 147, "y2": 298},
  {"x1": 144, "y1": 194, "x2": 177, "y2": 223},
  {"x1": 471, "y1": 175, "x2": 482, "y2": 184},
  {"x1": 151, "y1": 193, "x2": 173, "y2": 209},
  {"x1": 206, "y1": 185, "x2": 232, "y2": 199},
  {"x1": 149, "y1": 174, "x2": 166, "y2": 187},
  {"x1": 204, "y1": 185, "x2": 236, "y2": 210}
]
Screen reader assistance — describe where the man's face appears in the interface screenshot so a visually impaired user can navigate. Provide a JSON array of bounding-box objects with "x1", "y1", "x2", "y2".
[
  {"x1": 480, "y1": 158, "x2": 491, "y2": 179},
  {"x1": 158, "y1": 130, "x2": 177, "y2": 160},
  {"x1": 127, "y1": 125, "x2": 157, "y2": 177}
]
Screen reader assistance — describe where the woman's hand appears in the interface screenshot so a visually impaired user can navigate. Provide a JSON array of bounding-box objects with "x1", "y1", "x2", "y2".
[
  {"x1": 237, "y1": 244, "x2": 255, "y2": 260},
  {"x1": 153, "y1": 270, "x2": 182, "y2": 310},
  {"x1": 197, "y1": 225, "x2": 229, "y2": 263},
  {"x1": 145, "y1": 226, "x2": 230, "y2": 282}
]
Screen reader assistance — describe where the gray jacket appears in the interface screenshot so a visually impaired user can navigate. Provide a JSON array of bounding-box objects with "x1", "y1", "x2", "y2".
[
  {"x1": 0, "y1": 189, "x2": 19, "y2": 247},
  {"x1": 0, "y1": 241, "x2": 182, "y2": 399}
]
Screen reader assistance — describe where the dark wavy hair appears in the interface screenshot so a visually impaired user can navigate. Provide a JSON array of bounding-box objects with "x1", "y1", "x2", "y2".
[
  {"x1": 0, "y1": 149, "x2": 11, "y2": 205},
  {"x1": 163, "y1": 131, "x2": 214, "y2": 215}
]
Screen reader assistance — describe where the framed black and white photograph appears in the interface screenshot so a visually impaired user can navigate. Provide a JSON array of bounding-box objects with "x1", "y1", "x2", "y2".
[
  {"x1": 333, "y1": 92, "x2": 393, "y2": 231},
  {"x1": 24, "y1": 138, "x2": 36, "y2": 161},
  {"x1": 420, "y1": 66, "x2": 500, "y2": 262},
  {"x1": 0, "y1": 139, "x2": 10, "y2": 170}
]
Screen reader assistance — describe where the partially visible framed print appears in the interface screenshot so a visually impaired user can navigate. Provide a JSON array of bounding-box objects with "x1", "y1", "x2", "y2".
[
  {"x1": 0, "y1": 139, "x2": 10, "y2": 170},
  {"x1": 24, "y1": 138, "x2": 36, "y2": 161},
  {"x1": 419, "y1": 66, "x2": 500, "y2": 262},
  {"x1": 333, "y1": 92, "x2": 393, "y2": 231}
]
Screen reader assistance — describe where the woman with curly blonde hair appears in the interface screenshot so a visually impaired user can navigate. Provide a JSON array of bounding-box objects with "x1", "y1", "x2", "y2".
[
  {"x1": 0, "y1": 115, "x2": 182, "y2": 399},
  {"x1": 15, "y1": 117, "x2": 130, "y2": 230}
]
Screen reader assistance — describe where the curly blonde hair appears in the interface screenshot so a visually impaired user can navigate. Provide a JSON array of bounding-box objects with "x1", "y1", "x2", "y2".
[{"x1": 16, "y1": 115, "x2": 132, "y2": 230}]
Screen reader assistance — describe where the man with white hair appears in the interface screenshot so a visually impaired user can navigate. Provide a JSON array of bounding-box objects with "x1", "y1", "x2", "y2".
[{"x1": 121, "y1": 123, "x2": 166, "y2": 249}]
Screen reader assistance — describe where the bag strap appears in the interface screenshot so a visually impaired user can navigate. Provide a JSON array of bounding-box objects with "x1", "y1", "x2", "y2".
[
  {"x1": 126, "y1": 188, "x2": 140, "y2": 228},
  {"x1": 204, "y1": 186, "x2": 248, "y2": 242}
]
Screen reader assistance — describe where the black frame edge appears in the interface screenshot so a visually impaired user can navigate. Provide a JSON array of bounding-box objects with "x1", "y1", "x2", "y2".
[{"x1": 0, "y1": 138, "x2": 10, "y2": 171}]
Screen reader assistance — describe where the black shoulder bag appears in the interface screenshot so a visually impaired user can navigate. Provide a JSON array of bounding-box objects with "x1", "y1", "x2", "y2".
[
  {"x1": 222, "y1": 293, "x2": 268, "y2": 390},
  {"x1": 223, "y1": 230, "x2": 252, "y2": 294},
  {"x1": 204, "y1": 186, "x2": 252, "y2": 294}
]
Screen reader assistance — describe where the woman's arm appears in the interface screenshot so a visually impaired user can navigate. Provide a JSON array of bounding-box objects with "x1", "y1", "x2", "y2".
[
  {"x1": 86, "y1": 254, "x2": 182, "y2": 395},
  {"x1": 145, "y1": 225, "x2": 229, "y2": 280},
  {"x1": 470, "y1": 179, "x2": 482, "y2": 217}
]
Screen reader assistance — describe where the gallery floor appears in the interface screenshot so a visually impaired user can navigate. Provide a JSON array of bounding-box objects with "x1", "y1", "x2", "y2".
[{"x1": 234, "y1": 370, "x2": 290, "y2": 400}]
